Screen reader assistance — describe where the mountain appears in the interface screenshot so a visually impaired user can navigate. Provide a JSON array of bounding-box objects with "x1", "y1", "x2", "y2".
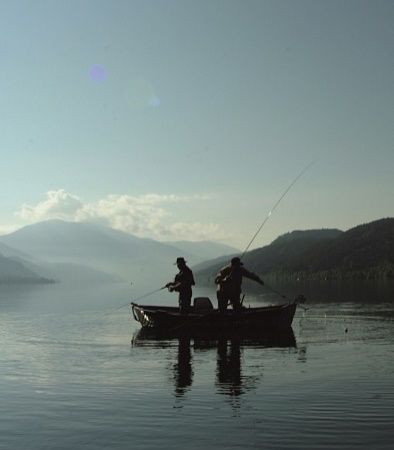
[
  {"x1": 165, "y1": 240, "x2": 239, "y2": 261},
  {"x1": 2, "y1": 218, "x2": 393, "y2": 286},
  {"x1": 0, "y1": 238, "x2": 119, "y2": 284},
  {"x1": 0, "y1": 241, "x2": 38, "y2": 262},
  {"x1": 0, "y1": 253, "x2": 55, "y2": 284},
  {"x1": 0, "y1": 220, "x2": 238, "y2": 285},
  {"x1": 194, "y1": 228, "x2": 343, "y2": 282},
  {"x1": 194, "y1": 218, "x2": 394, "y2": 283},
  {"x1": 0, "y1": 253, "x2": 39, "y2": 279}
]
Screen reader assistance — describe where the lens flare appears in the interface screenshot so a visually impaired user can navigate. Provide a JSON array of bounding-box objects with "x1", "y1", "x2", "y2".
[
  {"x1": 124, "y1": 78, "x2": 160, "y2": 109},
  {"x1": 88, "y1": 65, "x2": 107, "y2": 82}
]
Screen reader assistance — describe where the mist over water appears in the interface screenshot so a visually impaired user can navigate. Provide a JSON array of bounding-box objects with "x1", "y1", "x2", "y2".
[{"x1": 1, "y1": 281, "x2": 394, "y2": 449}]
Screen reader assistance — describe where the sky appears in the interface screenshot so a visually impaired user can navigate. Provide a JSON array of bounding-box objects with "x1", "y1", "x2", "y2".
[{"x1": 1, "y1": 0, "x2": 393, "y2": 251}]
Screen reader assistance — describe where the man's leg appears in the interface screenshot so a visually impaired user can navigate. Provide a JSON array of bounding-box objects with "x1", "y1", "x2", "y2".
[
  {"x1": 179, "y1": 294, "x2": 191, "y2": 314},
  {"x1": 217, "y1": 291, "x2": 227, "y2": 312},
  {"x1": 231, "y1": 294, "x2": 241, "y2": 312}
]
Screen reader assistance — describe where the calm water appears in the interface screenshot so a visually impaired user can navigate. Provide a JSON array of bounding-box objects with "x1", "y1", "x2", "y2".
[{"x1": 1, "y1": 281, "x2": 394, "y2": 449}]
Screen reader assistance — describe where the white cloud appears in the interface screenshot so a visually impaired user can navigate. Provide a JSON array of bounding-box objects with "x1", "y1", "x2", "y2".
[
  {"x1": 18, "y1": 190, "x2": 83, "y2": 221},
  {"x1": 15, "y1": 189, "x2": 226, "y2": 242}
]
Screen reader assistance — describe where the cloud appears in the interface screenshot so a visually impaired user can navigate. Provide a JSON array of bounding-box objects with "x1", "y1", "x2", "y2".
[
  {"x1": 18, "y1": 190, "x2": 83, "y2": 221},
  {"x1": 16, "y1": 189, "x2": 225, "y2": 242}
]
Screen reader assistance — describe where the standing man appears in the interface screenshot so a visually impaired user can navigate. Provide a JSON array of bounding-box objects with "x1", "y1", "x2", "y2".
[
  {"x1": 215, "y1": 257, "x2": 264, "y2": 312},
  {"x1": 166, "y1": 257, "x2": 195, "y2": 314}
]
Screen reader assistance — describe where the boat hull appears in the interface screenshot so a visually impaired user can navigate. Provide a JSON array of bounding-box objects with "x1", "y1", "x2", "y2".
[{"x1": 131, "y1": 300, "x2": 298, "y2": 336}]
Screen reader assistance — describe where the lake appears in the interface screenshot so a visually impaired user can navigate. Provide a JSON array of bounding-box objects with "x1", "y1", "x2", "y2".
[{"x1": 1, "y1": 281, "x2": 394, "y2": 449}]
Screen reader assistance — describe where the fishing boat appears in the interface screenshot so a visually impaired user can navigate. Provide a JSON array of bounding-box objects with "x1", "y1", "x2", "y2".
[
  {"x1": 130, "y1": 165, "x2": 312, "y2": 339},
  {"x1": 131, "y1": 294, "x2": 306, "y2": 337}
]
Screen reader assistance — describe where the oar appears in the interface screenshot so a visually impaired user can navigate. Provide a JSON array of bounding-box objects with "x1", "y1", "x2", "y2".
[{"x1": 101, "y1": 285, "x2": 167, "y2": 318}]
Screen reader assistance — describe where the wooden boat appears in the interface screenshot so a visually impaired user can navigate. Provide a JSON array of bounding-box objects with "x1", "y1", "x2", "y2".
[{"x1": 131, "y1": 294, "x2": 306, "y2": 336}]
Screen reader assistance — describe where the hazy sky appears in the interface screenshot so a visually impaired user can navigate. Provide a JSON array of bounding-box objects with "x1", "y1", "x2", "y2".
[{"x1": 1, "y1": 0, "x2": 393, "y2": 250}]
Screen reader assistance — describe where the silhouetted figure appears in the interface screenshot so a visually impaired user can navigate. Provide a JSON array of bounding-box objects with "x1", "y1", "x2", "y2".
[
  {"x1": 215, "y1": 257, "x2": 264, "y2": 312},
  {"x1": 166, "y1": 257, "x2": 195, "y2": 314}
]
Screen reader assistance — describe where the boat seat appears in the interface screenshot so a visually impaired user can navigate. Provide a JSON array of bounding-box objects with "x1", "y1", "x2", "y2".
[{"x1": 193, "y1": 297, "x2": 214, "y2": 312}]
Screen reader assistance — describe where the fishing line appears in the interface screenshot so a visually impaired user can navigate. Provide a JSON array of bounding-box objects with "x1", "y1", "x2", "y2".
[
  {"x1": 264, "y1": 285, "x2": 308, "y2": 311},
  {"x1": 240, "y1": 160, "x2": 316, "y2": 260},
  {"x1": 101, "y1": 285, "x2": 166, "y2": 318},
  {"x1": 237, "y1": 160, "x2": 316, "y2": 305}
]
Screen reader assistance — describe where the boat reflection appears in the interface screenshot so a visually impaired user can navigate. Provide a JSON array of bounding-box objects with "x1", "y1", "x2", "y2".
[{"x1": 132, "y1": 328, "x2": 297, "y2": 399}]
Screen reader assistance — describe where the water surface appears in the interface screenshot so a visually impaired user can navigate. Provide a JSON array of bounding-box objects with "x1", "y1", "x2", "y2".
[{"x1": 1, "y1": 281, "x2": 393, "y2": 449}]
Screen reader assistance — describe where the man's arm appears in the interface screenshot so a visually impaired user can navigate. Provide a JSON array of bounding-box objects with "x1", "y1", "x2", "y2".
[{"x1": 242, "y1": 268, "x2": 264, "y2": 285}]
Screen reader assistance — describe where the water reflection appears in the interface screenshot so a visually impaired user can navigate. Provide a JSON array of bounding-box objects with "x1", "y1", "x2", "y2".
[
  {"x1": 173, "y1": 336, "x2": 193, "y2": 396},
  {"x1": 132, "y1": 328, "x2": 297, "y2": 399},
  {"x1": 216, "y1": 337, "x2": 243, "y2": 397}
]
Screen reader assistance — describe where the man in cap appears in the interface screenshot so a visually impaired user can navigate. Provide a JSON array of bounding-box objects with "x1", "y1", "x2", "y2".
[
  {"x1": 215, "y1": 257, "x2": 264, "y2": 312},
  {"x1": 166, "y1": 257, "x2": 195, "y2": 314}
]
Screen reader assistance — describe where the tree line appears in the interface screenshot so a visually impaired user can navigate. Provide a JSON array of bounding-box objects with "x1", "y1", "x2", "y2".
[{"x1": 195, "y1": 218, "x2": 394, "y2": 284}]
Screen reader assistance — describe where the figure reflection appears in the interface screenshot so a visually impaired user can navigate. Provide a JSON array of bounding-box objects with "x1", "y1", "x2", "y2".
[
  {"x1": 173, "y1": 336, "x2": 193, "y2": 397},
  {"x1": 216, "y1": 337, "x2": 243, "y2": 397},
  {"x1": 132, "y1": 328, "x2": 297, "y2": 400}
]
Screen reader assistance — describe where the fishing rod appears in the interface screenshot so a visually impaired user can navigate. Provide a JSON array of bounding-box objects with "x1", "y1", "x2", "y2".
[
  {"x1": 101, "y1": 285, "x2": 166, "y2": 318},
  {"x1": 237, "y1": 161, "x2": 316, "y2": 305},
  {"x1": 263, "y1": 285, "x2": 308, "y2": 310},
  {"x1": 240, "y1": 160, "x2": 316, "y2": 261}
]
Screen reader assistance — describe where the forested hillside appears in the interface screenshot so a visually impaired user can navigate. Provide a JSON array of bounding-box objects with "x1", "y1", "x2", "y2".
[{"x1": 194, "y1": 218, "x2": 394, "y2": 284}]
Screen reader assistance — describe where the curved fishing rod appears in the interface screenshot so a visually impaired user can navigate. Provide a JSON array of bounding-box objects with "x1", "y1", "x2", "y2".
[
  {"x1": 240, "y1": 160, "x2": 316, "y2": 261},
  {"x1": 237, "y1": 161, "x2": 316, "y2": 306},
  {"x1": 101, "y1": 285, "x2": 166, "y2": 318}
]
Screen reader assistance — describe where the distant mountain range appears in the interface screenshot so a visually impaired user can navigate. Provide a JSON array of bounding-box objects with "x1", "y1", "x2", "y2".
[
  {"x1": 194, "y1": 218, "x2": 394, "y2": 285},
  {"x1": 0, "y1": 220, "x2": 239, "y2": 285},
  {"x1": 1, "y1": 218, "x2": 393, "y2": 286}
]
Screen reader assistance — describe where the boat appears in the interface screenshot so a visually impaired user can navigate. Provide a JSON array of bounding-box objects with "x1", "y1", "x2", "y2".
[{"x1": 131, "y1": 294, "x2": 306, "y2": 337}]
